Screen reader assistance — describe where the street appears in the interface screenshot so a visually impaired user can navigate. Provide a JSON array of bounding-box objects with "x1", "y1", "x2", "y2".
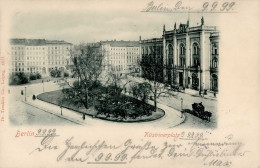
[{"x1": 9, "y1": 100, "x2": 78, "y2": 125}]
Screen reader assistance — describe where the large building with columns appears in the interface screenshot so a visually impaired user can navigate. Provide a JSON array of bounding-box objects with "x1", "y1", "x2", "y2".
[{"x1": 140, "y1": 17, "x2": 219, "y2": 92}]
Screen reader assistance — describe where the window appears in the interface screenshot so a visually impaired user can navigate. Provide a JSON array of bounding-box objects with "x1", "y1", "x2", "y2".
[
  {"x1": 212, "y1": 43, "x2": 218, "y2": 55},
  {"x1": 180, "y1": 44, "x2": 185, "y2": 55},
  {"x1": 193, "y1": 43, "x2": 199, "y2": 55},
  {"x1": 180, "y1": 58, "x2": 185, "y2": 66},
  {"x1": 168, "y1": 45, "x2": 173, "y2": 65},
  {"x1": 212, "y1": 57, "x2": 218, "y2": 68}
]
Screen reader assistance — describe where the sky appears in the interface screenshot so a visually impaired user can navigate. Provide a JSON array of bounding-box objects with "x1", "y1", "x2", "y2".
[{"x1": 10, "y1": 0, "x2": 218, "y2": 44}]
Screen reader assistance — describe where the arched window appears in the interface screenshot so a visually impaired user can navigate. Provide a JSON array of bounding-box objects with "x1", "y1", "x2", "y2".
[
  {"x1": 180, "y1": 44, "x2": 185, "y2": 55},
  {"x1": 180, "y1": 58, "x2": 185, "y2": 66},
  {"x1": 193, "y1": 43, "x2": 199, "y2": 55},
  {"x1": 192, "y1": 43, "x2": 200, "y2": 67},
  {"x1": 168, "y1": 45, "x2": 173, "y2": 65},
  {"x1": 179, "y1": 43, "x2": 185, "y2": 66},
  {"x1": 212, "y1": 57, "x2": 218, "y2": 68}
]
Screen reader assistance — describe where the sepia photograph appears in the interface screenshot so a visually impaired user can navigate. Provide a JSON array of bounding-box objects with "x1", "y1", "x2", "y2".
[
  {"x1": 0, "y1": 0, "x2": 259, "y2": 168},
  {"x1": 8, "y1": 8, "x2": 218, "y2": 129}
]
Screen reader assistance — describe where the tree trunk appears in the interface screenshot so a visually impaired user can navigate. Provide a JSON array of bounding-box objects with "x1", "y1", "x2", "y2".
[
  {"x1": 85, "y1": 89, "x2": 89, "y2": 109},
  {"x1": 154, "y1": 97, "x2": 157, "y2": 111},
  {"x1": 154, "y1": 90, "x2": 157, "y2": 111}
]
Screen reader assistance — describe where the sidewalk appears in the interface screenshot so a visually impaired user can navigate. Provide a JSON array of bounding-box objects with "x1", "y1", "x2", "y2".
[
  {"x1": 181, "y1": 88, "x2": 217, "y2": 101},
  {"x1": 25, "y1": 98, "x2": 87, "y2": 125},
  {"x1": 128, "y1": 76, "x2": 217, "y2": 101}
]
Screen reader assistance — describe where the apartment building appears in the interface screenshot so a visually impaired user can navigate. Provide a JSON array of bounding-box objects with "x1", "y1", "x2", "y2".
[
  {"x1": 10, "y1": 39, "x2": 72, "y2": 75},
  {"x1": 100, "y1": 40, "x2": 141, "y2": 77}
]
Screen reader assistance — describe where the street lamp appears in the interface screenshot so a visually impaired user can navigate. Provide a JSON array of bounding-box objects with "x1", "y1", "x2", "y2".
[
  {"x1": 60, "y1": 106, "x2": 63, "y2": 116},
  {"x1": 42, "y1": 80, "x2": 44, "y2": 92},
  {"x1": 25, "y1": 87, "x2": 27, "y2": 102},
  {"x1": 180, "y1": 98, "x2": 183, "y2": 118}
]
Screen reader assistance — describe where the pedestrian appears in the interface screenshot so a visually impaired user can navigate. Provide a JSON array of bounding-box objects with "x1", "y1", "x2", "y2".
[{"x1": 83, "y1": 113, "x2": 85, "y2": 120}]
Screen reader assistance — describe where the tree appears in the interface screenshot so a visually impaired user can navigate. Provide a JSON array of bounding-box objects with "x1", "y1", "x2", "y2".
[
  {"x1": 56, "y1": 70, "x2": 61, "y2": 77},
  {"x1": 29, "y1": 73, "x2": 37, "y2": 80},
  {"x1": 64, "y1": 72, "x2": 69, "y2": 77},
  {"x1": 104, "y1": 65, "x2": 135, "y2": 106},
  {"x1": 9, "y1": 72, "x2": 29, "y2": 85},
  {"x1": 63, "y1": 43, "x2": 104, "y2": 109},
  {"x1": 131, "y1": 82, "x2": 150, "y2": 103},
  {"x1": 50, "y1": 69, "x2": 57, "y2": 77},
  {"x1": 50, "y1": 69, "x2": 62, "y2": 78},
  {"x1": 36, "y1": 72, "x2": 41, "y2": 79},
  {"x1": 138, "y1": 45, "x2": 170, "y2": 110}
]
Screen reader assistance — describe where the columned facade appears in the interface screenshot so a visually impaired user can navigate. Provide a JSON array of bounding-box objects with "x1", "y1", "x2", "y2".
[{"x1": 141, "y1": 17, "x2": 219, "y2": 92}]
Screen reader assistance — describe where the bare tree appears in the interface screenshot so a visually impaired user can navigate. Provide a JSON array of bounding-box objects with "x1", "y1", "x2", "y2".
[
  {"x1": 63, "y1": 43, "x2": 104, "y2": 109},
  {"x1": 103, "y1": 64, "x2": 134, "y2": 105},
  {"x1": 138, "y1": 45, "x2": 170, "y2": 110}
]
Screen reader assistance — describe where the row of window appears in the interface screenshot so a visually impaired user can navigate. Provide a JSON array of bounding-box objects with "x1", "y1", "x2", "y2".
[
  {"x1": 27, "y1": 62, "x2": 45, "y2": 66},
  {"x1": 109, "y1": 55, "x2": 139, "y2": 60},
  {"x1": 110, "y1": 47, "x2": 139, "y2": 51},
  {"x1": 13, "y1": 55, "x2": 68, "y2": 60},
  {"x1": 12, "y1": 46, "x2": 71, "y2": 50},
  {"x1": 175, "y1": 57, "x2": 218, "y2": 68},
  {"x1": 13, "y1": 57, "x2": 24, "y2": 60},
  {"x1": 12, "y1": 52, "x2": 24, "y2": 55},
  {"x1": 109, "y1": 52, "x2": 138, "y2": 55},
  {"x1": 48, "y1": 61, "x2": 69, "y2": 65},
  {"x1": 110, "y1": 59, "x2": 137, "y2": 64}
]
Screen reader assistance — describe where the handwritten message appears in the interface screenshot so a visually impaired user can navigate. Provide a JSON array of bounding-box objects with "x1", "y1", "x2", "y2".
[
  {"x1": 29, "y1": 131, "x2": 249, "y2": 167},
  {"x1": 141, "y1": 1, "x2": 237, "y2": 13}
]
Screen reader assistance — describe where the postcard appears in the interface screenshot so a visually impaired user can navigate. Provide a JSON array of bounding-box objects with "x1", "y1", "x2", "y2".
[{"x1": 0, "y1": 0, "x2": 259, "y2": 167}]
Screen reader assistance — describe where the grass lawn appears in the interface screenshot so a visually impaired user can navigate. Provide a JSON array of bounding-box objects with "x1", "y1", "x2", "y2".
[
  {"x1": 37, "y1": 90, "x2": 97, "y2": 116},
  {"x1": 37, "y1": 89, "x2": 165, "y2": 122}
]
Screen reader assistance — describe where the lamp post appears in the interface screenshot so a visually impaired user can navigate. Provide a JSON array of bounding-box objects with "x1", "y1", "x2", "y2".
[
  {"x1": 25, "y1": 87, "x2": 27, "y2": 102},
  {"x1": 180, "y1": 98, "x2": 183, "y2": 118},
  {"x1": 42, "y1": 80, "x2": 44, "y2": 92},
  {"x1": 60, "y1": 106, "x2": 62, "y2": 116}
]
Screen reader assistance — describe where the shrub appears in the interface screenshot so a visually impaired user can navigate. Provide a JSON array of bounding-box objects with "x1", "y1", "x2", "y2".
[
  {"x1": 50, "y1": 70, "x2": 57, "y2": 77},
  {"x1": 50, "y1": 69, "x2": 62, "y2": 78},
  {"x1": 29, "y1": 73, "x2": 37, "y2": 80},
  {"x1": 9, "y1": 72, "x2": 29, "y2": 85},
  {"x1": 36, "y1": 72, "x2": 41, "y2": 79},
  {"x1": 56, "y1": 70, "x2": 61, "y2": 77},
  {"x1": 64, "y1": 72, "x2": 69, "y2": 77}
]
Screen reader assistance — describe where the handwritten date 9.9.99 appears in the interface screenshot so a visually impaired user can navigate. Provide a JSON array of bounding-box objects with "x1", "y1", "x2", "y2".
[
  {"x1": 95, "y1": 152, "x2": 127, "y2": 162},
  {"x1": 202, "y1": 1, "x2": 236, "y2": 12}
]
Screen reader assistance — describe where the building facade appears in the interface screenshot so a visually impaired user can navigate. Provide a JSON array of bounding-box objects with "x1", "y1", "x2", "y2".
[
  {"x1": 140, "y1": 17, "x2": 219, "y2": 92},
  {"x1": 10, "y1": 39, "x2": 73, "y2": 76},
  {"x1": 100, "y1": 40, "x2": 141, "y2": 77}
]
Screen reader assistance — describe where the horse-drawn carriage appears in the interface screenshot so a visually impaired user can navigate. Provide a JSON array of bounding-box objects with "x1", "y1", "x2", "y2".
[{"x1": 192, "y1": 102, "x2": 212, "y2": 121}]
